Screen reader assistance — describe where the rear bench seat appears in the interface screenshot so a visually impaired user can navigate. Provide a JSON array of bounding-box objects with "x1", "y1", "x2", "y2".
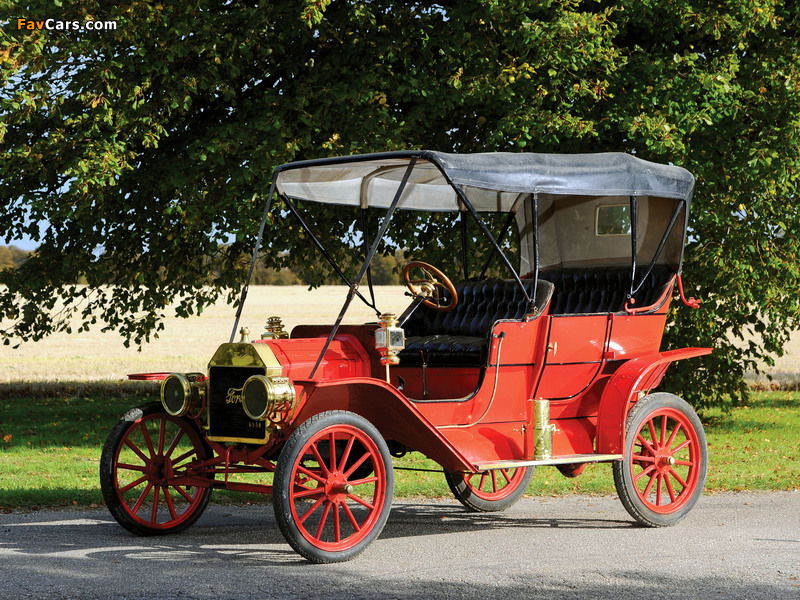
[
  {"x1": 399, "y1": 279, "x2": 553, "y2": 367},
  {"x1": 397, "y1": 266, "x2": 675, "y2": 367},
  {"x1": 538, "y1": 265, "x2": 675, "y2": 314}
]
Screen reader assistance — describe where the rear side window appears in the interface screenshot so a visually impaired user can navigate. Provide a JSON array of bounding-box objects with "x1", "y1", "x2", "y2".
[{"x1": 596, "y1": 205, "x2": 631, "y2": 236}]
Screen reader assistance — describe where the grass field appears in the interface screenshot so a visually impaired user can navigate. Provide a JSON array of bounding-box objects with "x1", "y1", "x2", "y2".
[{"x1": 0, "y1": 391, "x2": 797, "y2": 510}]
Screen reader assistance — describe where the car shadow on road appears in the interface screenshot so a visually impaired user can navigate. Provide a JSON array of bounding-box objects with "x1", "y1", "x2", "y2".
[{"x1": 382, "y1": 500, "x2": 636, "y2": 539}]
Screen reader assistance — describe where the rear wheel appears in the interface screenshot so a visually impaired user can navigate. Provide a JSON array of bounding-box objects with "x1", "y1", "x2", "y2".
[
  {"x1": 445, "y1": 466, "x2": 534, "y2": 512},
  {"x1": 613, "y1": 393, "x2": 707, "y2": 527},
  {"x1": 100, "y1": 403, "x2": 213, "y2": 536},
  {"x1": 273, "y1": 411, "x2": 394, "y2": 563}
]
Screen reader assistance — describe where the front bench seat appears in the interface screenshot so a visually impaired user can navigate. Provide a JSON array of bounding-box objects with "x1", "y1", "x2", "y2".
[{"x1": 399, "y1": 279, "x2": 554, "y2": 367}]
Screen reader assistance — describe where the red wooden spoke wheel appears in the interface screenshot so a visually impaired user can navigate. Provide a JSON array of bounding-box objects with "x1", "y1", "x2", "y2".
[
  {"x1": 613, "y1": 393, "x2": 708, "y2": 527},
  {"x1": 445, "y1": 466, "x2": 534, "y2": 512},
  {"x1": 273, "y1": 411, "x2": 394, "y2": 563},
  {"x1": 100, "y1": 402, "x2": 212, "y2": 536}
]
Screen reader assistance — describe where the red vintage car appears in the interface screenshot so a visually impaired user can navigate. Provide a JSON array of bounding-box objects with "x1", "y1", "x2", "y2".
[{"x1": 100, "y1": 151, "x2": 710, "y2": 563}]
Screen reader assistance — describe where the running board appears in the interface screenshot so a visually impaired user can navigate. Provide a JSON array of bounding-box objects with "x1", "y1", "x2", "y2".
[{"x1": 474, "y1": 454, "x2": 623, "y2": 470}]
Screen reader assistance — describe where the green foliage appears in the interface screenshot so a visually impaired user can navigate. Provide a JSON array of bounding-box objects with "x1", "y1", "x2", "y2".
[
  {"x1": 1, "y1": 1, "x2": 799, "y2": 407},
  {"x1": 1, "y1": 390, "x2": 797, "y2": 509}
]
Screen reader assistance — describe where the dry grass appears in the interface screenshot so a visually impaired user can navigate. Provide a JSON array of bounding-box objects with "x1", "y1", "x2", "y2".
[
  {"x1": 0, "y1": 286, "x2": 409, "y2": 383},
  {"x1": 2, "y1": 284, "x2": 799, "y2": 386}
]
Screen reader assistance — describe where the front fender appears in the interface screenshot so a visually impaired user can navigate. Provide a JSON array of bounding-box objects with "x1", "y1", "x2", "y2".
[
  {"x1": 291, "y1": 378, "x2": 474, "y2": 473},
  {"x1": 596, "y1": 347, "x2": 711, "y2": 454}
]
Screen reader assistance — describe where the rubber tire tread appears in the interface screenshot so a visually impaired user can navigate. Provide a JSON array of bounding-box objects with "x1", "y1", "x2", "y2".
[
  {"x1": 612, "y1": 392, "x2": 707, "y2": 527},
  {"x1": 99, "y1": 402, "x2": 213, "y2": 536}
]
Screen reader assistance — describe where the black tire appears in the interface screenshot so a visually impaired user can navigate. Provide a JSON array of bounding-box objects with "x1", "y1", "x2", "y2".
[
  {"x1": 100, "y1": 402, "x2": 213, "y2": 536},
  {"x1": 273, "y1": 411, "x2": 394, "y2": 563},
  {"x1": 445, "y1": 466, "x2": 534, "y2": 512},
  {"x1": 612, "y1": 392, "x2": 707, "y2": 527}
]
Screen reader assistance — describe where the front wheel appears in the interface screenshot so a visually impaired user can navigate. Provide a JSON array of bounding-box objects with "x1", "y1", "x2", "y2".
[
  {"x1": 273, "y1": 411, "x2": 394, "y2": 563},
  {"x1": 613, "y1": 393, "x2": 707, "y2": 527},
  {"x1": 445, "y1": 466, "x2": 534, "y2": 512},
  {"x1": 99, "y1": 402, "x2": 213, "y2": 536}
]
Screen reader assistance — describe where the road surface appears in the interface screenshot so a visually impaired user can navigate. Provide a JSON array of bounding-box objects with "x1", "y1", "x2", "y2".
[{"x1": 1, "y1": 491, "x2": 798, "y2": 599}]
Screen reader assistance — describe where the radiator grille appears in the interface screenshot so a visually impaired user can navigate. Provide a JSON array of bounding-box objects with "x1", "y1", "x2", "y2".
[{"x1": 208, "y1": 366, "x2": 267, "y2": 442}]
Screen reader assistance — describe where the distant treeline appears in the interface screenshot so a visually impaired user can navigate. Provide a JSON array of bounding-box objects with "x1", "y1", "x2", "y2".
[
  {"x1": 251, "y1": 251, "x2": 403, "y2": 285},
  {"x1": 0, "y1": 245, "x2": 404, "y2": 286},
  {"x1": 0, "y1": 245, "x2": 31, "y2": 271}
]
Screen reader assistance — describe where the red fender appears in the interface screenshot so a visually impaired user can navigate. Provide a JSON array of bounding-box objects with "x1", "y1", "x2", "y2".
[
  {"x1": 291, "y1": 378, "x2": 475, "y2": 473},
  {"x1": 595, "y1": 347, "x2": 711, "y2": 454}
]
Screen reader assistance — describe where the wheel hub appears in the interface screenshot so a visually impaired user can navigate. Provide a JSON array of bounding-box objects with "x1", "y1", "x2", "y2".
[
  {"x1": 322, "y1": 473, "x2": 353, "y2": 502},
  {"x1": 146, "y1": 454, "x2": 174, "y2": 485}
]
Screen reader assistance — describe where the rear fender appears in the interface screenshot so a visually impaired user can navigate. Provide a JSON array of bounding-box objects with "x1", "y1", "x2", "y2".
[
  {"x1": 291, "y1": 378, "x2": 474, "y2": 473},
  {"x1": 596, "y1": 348, "x2": 711, "y2": 454}
]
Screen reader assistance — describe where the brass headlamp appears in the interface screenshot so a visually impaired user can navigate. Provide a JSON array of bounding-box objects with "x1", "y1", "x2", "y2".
[
  {"x1": 160, "y1": 372, "x2": 207, "y2": 417},
  {"x1": 241, "y1": 374, "x2": 297, "y2": 422}
]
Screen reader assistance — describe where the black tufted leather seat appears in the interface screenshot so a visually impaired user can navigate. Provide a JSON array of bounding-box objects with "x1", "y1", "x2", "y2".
[
  {"x1": 538, "y1": 265, "x2": 675, "y2": 315},
  {"x1": 399, "y1": 279, "x2": 553, "y2": 367}
]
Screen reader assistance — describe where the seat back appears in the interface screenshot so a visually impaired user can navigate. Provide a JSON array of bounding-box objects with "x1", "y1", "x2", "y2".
[
  {"x1": 403, "y1": 279, "x2": 553, "y2": 338},
  {"x1": 538, "y1": 265, "x2": 675, "y2": 314}
]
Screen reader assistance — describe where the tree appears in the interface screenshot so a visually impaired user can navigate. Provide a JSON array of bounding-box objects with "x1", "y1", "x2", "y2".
[{"x1": 1, "y1": 1, "x2": 799, "y2": 408}]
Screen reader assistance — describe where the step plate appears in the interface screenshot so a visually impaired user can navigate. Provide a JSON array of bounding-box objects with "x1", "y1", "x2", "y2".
[{"x1": 474, "y1": 454, "x2": 623, "y2": 471}]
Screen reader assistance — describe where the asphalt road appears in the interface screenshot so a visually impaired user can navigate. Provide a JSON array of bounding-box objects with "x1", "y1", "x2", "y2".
[{"x1": 1, "y1": 492, "x2": 798, "y2": 600}]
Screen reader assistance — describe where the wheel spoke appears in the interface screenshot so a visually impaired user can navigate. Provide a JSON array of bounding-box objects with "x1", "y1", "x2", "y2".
[
  {"x1": 150, "y1": 486, "x2": 161, "y2": 522},
  {"x1": 347, "y1": 475, "x2": 378, "y2": 487},
  {"x1": 297, "y1": 464, "x2": 327, "y2": 485},
  {"x1": 328, "y1": 432, "x2": 338, "y2": 472},
  {"x1": 138, "y1": 421, "x2": 156, "y2": 458},
  {"x1": 333, "y1": 502, "x2": 341, "y2": 543},
  {"x1": 343, "y1": 451, "x2": 370, "y2": 479},
  {"x1": 117, "y1": 462, "x2": 147, "y2": 473},
  {"x1": 347, "y1": 492, "x2": 376, "y2": 510},
  {"x1": 123, "y1": 437, "x2": 150, "y2": 463},
  {"x1": 339, "y1": 436, "x2": 356, "y2": 474},
  {"x1": 131, "y1": 482, "x2": 154, "y2": 513},
  {"x1": 664, "y1": 473, "x2": 677, "y2": 503},
  {"x1": 500, "y1": 469, "x2": 513, "y2": 486},
  {"x1": 490, "y1": 470, "x2": 498, "y2": 493},
  {"x1": 119, "y1": 474, "x2": 149, "y2": 493},
  {"x1": 633, "y1": 464, "x2": 656, "y2": 483},
  {"x1": 314, "y1": 502, "x2": 332, "y2": 540},
  {"x1": 341, "y1": 500, "x2": 361, "y2": 531},
  {"x1": 635, "y1": 432, "x2": 657, "y2": 456},
  {"x1": 665, "y1": 422, "x2": 683, "y2": 450},
  {"x1": 172, "y1": 485, "x2": 194, "y2": 503},
  {"x1": 631, "y1": 453, "x2": 655, "y2": 464},
  {"x1": 646, "y1": 419, "x2": 659, "y2": 449},
  {"x1": 170, "y1": 448, "x2": 198, "y2": 468},
  {"x1": 672, "y1": 439, "x2": 692, "y2": 454},
  {"x1": 642, "y1": 470, "x2": 657, "y2": 498},
  {"x1": 668, "y1": 467, "x2": 689, "y2": 489},
  {"x1": 293, "y1": 486, "x2": 325, "y2": 500},
  {"x1": 165, "y1": 428, "x2": 186, "y2": 459},
  {"x1": 309, "y1": 442, "x2": 330, "y2": 477},
  {"x1": 298, "y1": 495, "x2": 327, "y2": 524},
  {"x1": 157, "y1": 419, "x2": 167, "y2": 456},
  {"x1": 659, "y1": 415, "x2": 668, "y2": 447},
  {"x1": 163, "y1": 487, "x2": 178, "y2": 520},
  {"x1": 656, "y1": 473, "x2": 663, "y2": 506}
]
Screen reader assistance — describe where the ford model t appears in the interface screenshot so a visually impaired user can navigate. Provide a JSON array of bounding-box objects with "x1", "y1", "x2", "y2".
[{"x1": 100, "y1": 151, "x2": 710, "y2": 563}]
